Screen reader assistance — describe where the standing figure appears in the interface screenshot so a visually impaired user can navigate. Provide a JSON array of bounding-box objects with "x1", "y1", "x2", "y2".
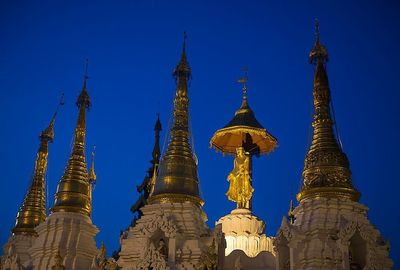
[
  {"x1": 157, "y1": 239, "x2": 168, "y2": 261},
  {"x1": 226, "y1": 147, "x2": 254, "y2": 208}
]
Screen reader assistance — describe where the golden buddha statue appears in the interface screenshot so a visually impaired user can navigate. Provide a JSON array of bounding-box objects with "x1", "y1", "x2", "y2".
[{"x1": 226, "y1": 147, "x2": 254, "y2": 208}]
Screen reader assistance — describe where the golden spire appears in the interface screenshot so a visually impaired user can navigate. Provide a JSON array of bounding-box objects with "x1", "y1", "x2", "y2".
[
  {"x1": 52, "y1": 60, "x2": 94, "y2": 216},
  {"x1": 12, "y1": 95, "x2": 63, "y2": 235},
  {"x1": 297, "y1": 21, "x2": 360, "y2": 202},
  {"x1": 150, "y1": 33, "x2": 203, "y2": 205}
]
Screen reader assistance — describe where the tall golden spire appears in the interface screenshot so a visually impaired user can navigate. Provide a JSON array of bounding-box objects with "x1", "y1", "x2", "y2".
[
  {"x1": 297, "y1": 21, "x2": 360, "y2": 202},
  {"x1": 150, "y1": 33, "x2": 203, "y2": 205},
  {"x1": 12, "y1": 96, "x2": 63, "y2": 235},
  {"x1": 52, "y1": 61, "x2": 94, "y2": 216}
]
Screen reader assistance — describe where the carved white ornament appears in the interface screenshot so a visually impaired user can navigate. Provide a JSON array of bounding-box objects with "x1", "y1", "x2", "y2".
[
  {"x1": 136, "y1": 210, "x2": 178, "y2": 238},
  {"x1": 135, "y1": 243, "x2": 170, "y2": 270}
]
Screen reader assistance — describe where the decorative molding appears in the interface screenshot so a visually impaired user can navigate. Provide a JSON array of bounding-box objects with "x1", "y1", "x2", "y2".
[
  {"x1": 135, "y1": 243, "x2": 170, "y2": 270},
  {"x1": 136, "y1": 210, "x2": 178, "y2": 238}
]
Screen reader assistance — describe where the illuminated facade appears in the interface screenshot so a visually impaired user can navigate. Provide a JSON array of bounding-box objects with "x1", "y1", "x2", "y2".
[{"x1": 1, "y1": 25, "x2": 393, "y2": 270}]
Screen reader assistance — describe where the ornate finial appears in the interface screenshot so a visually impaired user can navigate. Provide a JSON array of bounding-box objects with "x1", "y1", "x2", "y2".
[
  {"x1": 89, "y1": 145, "x2": 97, "y2": 183},
  {"x1": 288, "y1": 200, "x2": 296, "y2": 224},
  {"x1": 238, "y1": 67, "x2": 249, "y2": 100},
  {"x1": 309, "y1": 19, "x2": 328, "y2": 64},
  {"x1": 77, "y1": 59, "x2": 91, "y2": 109},
  {"x1": 173, "y1": 32, "x2": 191, "y2": 80}
]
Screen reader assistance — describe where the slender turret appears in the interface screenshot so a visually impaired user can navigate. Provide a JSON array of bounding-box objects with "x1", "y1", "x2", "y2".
[
  {"x1": 89, "y1": 146, "x2": 96, "y2": 184},
  {"x1": 151, "y1": 115, "x2": 162, "y2": 167},
  {"x1": 297, "y1": 21, "x2": 360, "y2": 202},
  {"x1": 52, "y1": 72, "x2": 93, "y2": 216},
  {"x1": 150, "y1": 33, "x2": 202, "y2": 205},
  {"x1": 131, "y1": 115, "x2": 162, "y2": 217},
  {"x1": 12, "y1": 99, "x2": 62, "y2": 235}
]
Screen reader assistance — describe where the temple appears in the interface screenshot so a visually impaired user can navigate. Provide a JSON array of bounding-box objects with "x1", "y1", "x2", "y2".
[{"x1": 1, "y1": 25, "x2": 393, "y2": 270}]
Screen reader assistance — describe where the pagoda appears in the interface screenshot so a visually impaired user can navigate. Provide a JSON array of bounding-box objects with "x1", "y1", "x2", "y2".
[
  {"x1": 2, "y1": 98, "x2": 61, "y2": 268},
  {"x1": 118, "y1": 34, "x2": 225, "y2": 270},
  {"x1": 274, "y1": 21, "x2": 393, "y2": 270},
  {"x1": 29, "y1": 69, "x2": 99, "y2": 270}
]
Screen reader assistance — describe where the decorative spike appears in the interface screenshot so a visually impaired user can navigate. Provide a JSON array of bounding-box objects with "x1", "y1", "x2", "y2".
[
  {"x1": 52, "y1": 65, "x2": 93, "y2": 216},
  {"x1": 173, "y1": 32, "x2": 191, "y2": 80},
  {"x1": 297, "y1": 22, "x2": 360, "y2": 202},
  {"x1": 152, "y1": 114, "x2": 162, "y2": 165},
  {"x1": 99, "y1": 241, "x2": 106, "y2": 259},
  {"x1": 288, "y1": 200, "x2": 296, "y2": 224},
  {"x1": 150, "y1": 34, "x2": 202, "y2": 205},
  {"x1": 89, "y1": 145, "x2": 96, "y2": 183},
  {"x1": 309, "y1": 19, "x2": 328, "y2": 64},
  {"x1": 237, "y1": 67, "x2": 249, "y2": 110},
  {"x1": 12, "y1": 97, "x2": 62, "y2": 235},
  {"x1": 41, "y1": 93, "x2": 64, "y2": 142}
]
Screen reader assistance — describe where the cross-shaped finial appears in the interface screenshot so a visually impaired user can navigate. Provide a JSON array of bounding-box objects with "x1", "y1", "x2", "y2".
[{"x1": 237, "y1": 66, "x2": 248, "y2": 98}]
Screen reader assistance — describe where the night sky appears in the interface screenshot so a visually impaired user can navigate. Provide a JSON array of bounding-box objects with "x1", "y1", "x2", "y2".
[{"x1": 0, "y1": 0, "x2": 399, "y2": 266}]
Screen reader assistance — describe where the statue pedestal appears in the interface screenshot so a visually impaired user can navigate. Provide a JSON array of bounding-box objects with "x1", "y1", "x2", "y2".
[{"x1": 216, "y1": 208, "x2": 274, "y2": 257}]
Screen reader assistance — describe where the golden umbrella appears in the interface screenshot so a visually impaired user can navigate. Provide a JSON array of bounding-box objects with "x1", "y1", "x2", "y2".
[{"x1": 210, "y1": 92, "x2": 277, "y2": 156}]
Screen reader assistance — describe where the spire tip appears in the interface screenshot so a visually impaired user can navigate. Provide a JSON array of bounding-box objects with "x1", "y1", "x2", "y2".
[
  {"x1": 183, "y1": 31, "x2": 187, "y2": 52},
  {"x1": 309, "y1": 20, "x2": 328, "y2": 64},
  {"x1": 238, "y1": 66, "x2": 248, "y2": 96}
]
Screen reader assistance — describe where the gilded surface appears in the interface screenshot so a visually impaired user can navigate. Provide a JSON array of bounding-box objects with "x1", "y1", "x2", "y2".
[
  {"x1": 210, "y1": 73, "x2": 277, "y2": 210},
  {"x1": 297, "y1": 22, "x2": 360, "y2": 202},
  {"x1": 52, "y1": 79, "x2": 94, "y2": 216},
  {"x1": 12, "y1": 111, "x2": 56, "y2": 235},
  {"x1": 151, "y1": 34, "x2": 202, "y2": 203},
  {"x1": 226, "y1": 147, "x2": 254, "y2": 209},
  {"x1": 210, "y1": 77, "x2": 277, "y2": 155}
]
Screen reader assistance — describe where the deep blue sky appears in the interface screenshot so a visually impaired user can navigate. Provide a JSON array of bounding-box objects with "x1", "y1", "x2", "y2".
[{"x1": 1, "y1": 0, "x2": 399, "y2": 265}]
